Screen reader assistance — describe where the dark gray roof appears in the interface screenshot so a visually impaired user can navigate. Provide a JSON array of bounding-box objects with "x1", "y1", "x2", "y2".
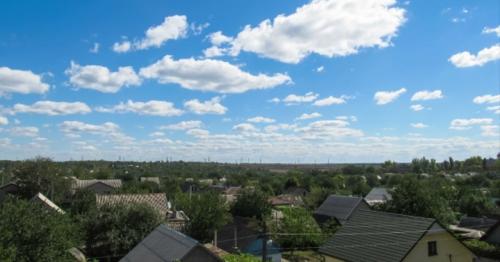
[
  {"x1": 458, "y1": 216, "x2": 498, "y2": 231},
  {"x1": 120, "y1": 224, "x2": 200, "y2": 262},
  {"x1": 364, "y1": 188, "x2": 392, "y2": 204},
  {"x1": 319, "y1": 209, "x2": 436, "y2": 262},
  {"x1": 314, "y1": 195, "x2": 367, "y2": 223}
]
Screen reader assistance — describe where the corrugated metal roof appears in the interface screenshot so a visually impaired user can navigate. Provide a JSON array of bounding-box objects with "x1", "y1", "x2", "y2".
[
  {"x1": 96, "y1": 193, "x2": 169, "y2": 216},
  {"x1": 31, "y1": 192, "x2": 65, "y2": 214},
  {"x1": 72, "y1": 178, "x2": 122, "y2": 189},
  {"x1": 364, "y1": 188, "x2": 392, "y2": 205},
  {"x1": 319, "y1": 209, "x2": 436, "y2": 262},
  {"x1": 140, "y1": 177, "x2": 160, "y2": 184}
]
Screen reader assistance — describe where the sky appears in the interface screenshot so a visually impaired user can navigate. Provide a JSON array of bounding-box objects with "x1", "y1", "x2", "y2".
[{"x1": 0, "y1": 0, "x2": 499, "y2": 163}]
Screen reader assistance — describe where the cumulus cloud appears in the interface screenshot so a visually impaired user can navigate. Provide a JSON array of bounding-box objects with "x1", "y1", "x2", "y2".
[
  {"x1": 297, "y1": 119, "x2": 363, "y2": 138},
  {"x1": 149, "y1": 131, "x2": 165, "y2": 137},
  {"x1": 313, "y1": 96, "x2": 346, "y2": 106},
  {"x1": 160, "y1": 120, "x2": 202, "y2": 130},
  {"x1": 10, "y1": 126, "x2": 39, "y2": 137},
  {"x1": 247, "y1": 116, "x2": 275, "y2": 123},
  {"x1": 450, "y1": 118, "x2": 493, "y2": 130},
  {"x1": 483, "y1": 25, "x2": 500, "y2": 37},
  {"x1": 112, "y1": 15, "x2": 188, "y2": 52},
  {"x1": 12, "y1": 101, "x2": 91, "y2": 115},
  {"x1": 282, "y1": 92, "x2": 319, "y2": 105},
  {"x1": 449, "y1": 44, "x2": 500, "y2": 68},
  {"x1": 139, "y1": 55, "x2": 291, "y2": 93},
  {"x1": 186, "y1": 128, "x2": 210, "y2": 138},
  {"x1": 411, "y1": 122, "x2": 428, "y2": 128},
  {"x1": 95, "y1": 100, "x2": 183, "y2": 116},
  {"x1": 473, "y1": 94, "x2": 500, "y2": 104},
  {"x1": 486, "y1": 105, "x2": 500, "y2": 114},
  {"x1": 295, "y1": 112, "x2": 322, "y2": 121},
  {"x1": 374, "y1": 88, "x2": 407, "y2": 105},
  {"x1": 208, "y1": 31, "x2": 233, "y2": 46},
  {"x1": 225, "y1": 0, "x2": 406, "y2": 63},
  {"x1": 481, "y1": 125, "x2": 500, "y2": 137},
  {"x1": 0, "y1": 67, "x2": 50, "y2": 96},
  {"x1": 0, "y1": 116, "x2": 8, "y2": 125},
  {"x1": 410, "y1": 104, "x2": 425, "y2": 111},
  {"x1": 184, "y1": 97, "x2": 227, "y2": 115},
  {"x1": 316, "y1": 66, "x2": 324, "y2": 73},
  {"x1": 65, "y1": 61, "x2": 141, "y2": 93},
  {"x1": 411, "y1": 90, "x2": 443, "y2": 101},
  {"x1": 59, "y1": 121, "x2": 134, "y2": 145},
  {"x1": 233, "y1": 123, "x2": 258, "y2": 133}
]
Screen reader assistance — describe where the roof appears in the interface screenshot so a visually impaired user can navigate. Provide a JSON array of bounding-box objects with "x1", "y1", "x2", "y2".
[
  {"x1": 216, "y1": 216, "x2": 262, "y2": 253},
  {"x1": 71, "y1": 177, "x2": 122, "y2": 189},
  {"x1": 364, "y1": 187, "x2": 392, "y2": 205},
  {"x1": 31, "y1": 192, "x2": 65, "y2": 214},
  {"x1": 140, "y1": 177, "x2": 160, "y2": 184},
  {"x1": 203, "y1": 243, "x2": 229, "y2": 258},
  {"x1": 284, "y1": 187, "x2": 308, "y2": 196},
  {"x1": 269, "y1": 194, "x2": 303, "y2": 206},
  {"x1": 121, "y1": 224, "x2": 218, "y2": 262},
  {"x1": 96, "y1": 193, "x2": 169, "y2": 216},
  {"x1": 319, "y1": 209, "x2": 436, "y2": 262},
  {"x1": 314, "y1": 195, "x2": 367, "y2": 223},
  {"x1": 482, "y1": 221, "x2": 500, "y2": 243},
  {"x1": 458, "y1": 216, "x2": 498, "y2": 231},
  {"x1": 224, "y1": 186, "x2": 241, "y2": 195}
]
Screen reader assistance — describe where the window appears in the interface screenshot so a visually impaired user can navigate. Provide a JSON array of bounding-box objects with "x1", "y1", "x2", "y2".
[{"x1": 427, "y1": 241, "x2": 437, "y2": 256}]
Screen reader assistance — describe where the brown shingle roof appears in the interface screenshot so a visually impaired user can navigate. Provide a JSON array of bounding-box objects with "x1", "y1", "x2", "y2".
[{"x1": 96, "y1": 193, "x2": 169, "y2": 216}]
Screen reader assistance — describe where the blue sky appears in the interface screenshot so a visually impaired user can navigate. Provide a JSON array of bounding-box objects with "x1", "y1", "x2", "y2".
[{"x1": 0, "y1": 0, "x2": 498, "y2": 162}]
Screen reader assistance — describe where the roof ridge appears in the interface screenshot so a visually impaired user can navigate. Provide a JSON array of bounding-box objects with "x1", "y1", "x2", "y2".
[{"x1": 356, "y1": 209, "x2": 436, "y2": 221}]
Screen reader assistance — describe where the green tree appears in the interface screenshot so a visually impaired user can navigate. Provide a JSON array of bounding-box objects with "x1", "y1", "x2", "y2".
[
  {"x1": 83, "y1": 203, "x2": 162, "y2": 258},
  {"x1": 231, "y1": 189, "x2": 271, "y2": 220},
  {"x1": 457, "y1": 188, "x2": 494, "y2": 217},
  {"x1": 223, "y1": 253, "x2": 260, "y2": 262},
  {"x1": 304, "y1": 186, "x2": 331, "y2": 210},
  {"x1": 272, "y1": 207, "x2": 324, "y2": 253},
  {"x1": 176, "y1": 191, "x2": 231, "y2": 242},
  {"x1": 0, "y1": 197, "x2": 80, "y2": 262}
]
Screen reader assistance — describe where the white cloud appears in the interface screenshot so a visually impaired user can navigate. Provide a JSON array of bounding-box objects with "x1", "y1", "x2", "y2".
[
  {"x1": 10, "y1": 126, "x2": 39, "y2": 137},
  {"x1": 0, "y1": 116, "x2": 8, "y2": 125},
  {"x1": 149, "y1": 131, "x2": 165, "y2": 137},
  {"x1": 112, "y1": 41, "x2": 131, "y2": 53},
  {"x1": 208, "y1": 31, "x2": 233, "y2": 46},
  {"x1": 89, "y1": 42, "x2": 100, "y2": 53},
  {"x1": 186, "y1": 128, "x2": 210, "y2": 137},
  {"x1": 411, "y1": 123, "x2": 428, "y2": 128},
  {"x1": 12, "y1": 101, "x2": 91, "y2": 115},
  {"x1": 297, "y1": 119, "x2": 363, "y2": 138},
  {"x1": 269, "y1": 98, "x2": 281, "y2": 103},
  {"x1": 113, "y1": 15, "x2": 188, "y2": 52},
  {"x1": 160, "y1": 120, "x2": 202, "y2": 130},
  {"x1": 203, "y1": 46, "x2": 226, "y2": 58},
  {"x1": 190, "y1": 22, "x2": 210, "y2": 35},
  {"x1": 184, "y1": 97, "x2": 227, "y2": 115},
  {"x1": 0, "y1": 67, "x2": 50, "y2": 96},
  {"x1": 65, "y1": 61, "x2": 141, "y2": 93},
  {"x1": 295, "y1": 112, "x2": 322, "y2": 121},
  {"x1": 316, "y1": 66, "x2": 324, "y2": 73},
  {"x1": 411, "y1": 90, "x2": 443, "y2": 101},
  {"x1": 95, "y1": 100, "x2": 183, "y2": 116},
  {"x1": 139, "y1": 55, "x2": 291, "y2": 93},
  {"x1": 450, "y1": 118, "x2": 493, "y2": 130},
  {"x1": 313, "y1": 96, "x2": 346, "y2": 106},
  {"x1": 483, "y1": 25, "x2": 500, "y2": 37},
  {"x1": 449, "y1": 44, "x2": 500, "y2": 68},
  {"x1": 233, "y1": 123, "x2": 258, "y2": 133},
  {"x1": 481, "y1": 125, "x2": 500, "y2": 137},
  {"x1": 247, "y1": 116, "x2": 275, "y2": 123},
  {"x1": 374, "y1": 88, "x2": 406, "y2": 105},
  {"x1": 282, "y1": 92, "x2": 319, "y2": 104},
  {"x1": 60, "y1": 121, "x2": 119, "y2": 134},
  {"x1": 486, "y1": 105, "x2": 500, "y2": 114},
  {"x1": 410, "y1": 104, "x2": 425, "y2": 111},
  {"x1": 473, "y1": 94, "x2": 500, "y2": 104},
  {"x1": 227, "y1": 0, "x2": 406, "y2": 63}
]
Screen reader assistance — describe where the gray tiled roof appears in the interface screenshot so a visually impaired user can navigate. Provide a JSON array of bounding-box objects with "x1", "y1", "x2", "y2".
[
  {"x1": 96, "y1": 193, "x2": 169, "y2": 216},
  {"x1": 120, "y1": 224, "x2": 199, "y2": 262},
  {"x1": 319, "y1": 209, "x2": 436, "y2": 262},
  {"x1": 140, "y1": 177, "x2": 160, "y2": 184},
  {"x1": 72, "y1": 178, "x2": 122, "y2": 189},
  {"x1": 364, "y1": 187, "x2": 392, "y2": 204},
  {"x1": 314, "y1": 195, "x2": 367, "y2": 223}
]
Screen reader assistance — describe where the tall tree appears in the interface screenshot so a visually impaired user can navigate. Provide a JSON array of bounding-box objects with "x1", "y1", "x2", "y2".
[{"x1": 231, "y1": 189, "x2": 271, "y2": 220}]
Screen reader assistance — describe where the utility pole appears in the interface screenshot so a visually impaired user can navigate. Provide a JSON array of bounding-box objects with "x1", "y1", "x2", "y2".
[{"x1": 261, "y1": 221, "x2": 267, "y2": 262}]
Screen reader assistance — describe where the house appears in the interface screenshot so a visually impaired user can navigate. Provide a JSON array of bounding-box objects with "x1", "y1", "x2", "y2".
[
  {"x1": 140, "y1": 177, "x2": 160, "y2": 185},
  {"x1": 222, "y1": 186, "x2": 241, "y2": 204},
  {"x1": 96, "y1": 193, "x2": 169, "y2": 217},
  {"x1": 166, "y1": 210, "x2": 190, "y2": 231},
  {"x1": 284, "y1": 187, "x2": 308, "y2": 197},
  {"x1": 313, "y1": 195, "x2": 370, "y2": 225},
  {"x1": 269, "y1": 194, "x2": 304, "y2": 208},
  {"x1": 482, "y1": 221, "x2": 500, "y2": 245},
  {"x1": 0, "y1": 182, "x2": 20, "y2": 202},
  {"x1": 71, "y1": 177, "x2": 122, "y2": 194},
  {"x1": 458, "y1": 216, "x2": 498, "y2": 232},
  {"x1": 364, "y1": 187, "x2": 392, "y2": 206},
  {"x1": 120, "y1": 224, "x2": 222, "y2": 262},
  {"x1": 31, "y1": 192, "x2": 65, "y2": 214},
  {"x1": 319, "y1": 209, "x2": 476, "y2": 262},
  {"x1": 215, "y1": 216, "x2": 282, "y2": 262}
]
